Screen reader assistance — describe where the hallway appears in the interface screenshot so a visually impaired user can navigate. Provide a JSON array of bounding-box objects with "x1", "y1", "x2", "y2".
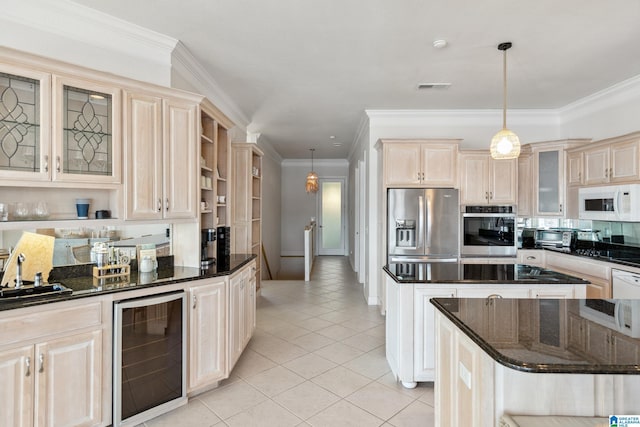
[{"x1": 145, "y1": 256, "x2": 435, "y2": 426}]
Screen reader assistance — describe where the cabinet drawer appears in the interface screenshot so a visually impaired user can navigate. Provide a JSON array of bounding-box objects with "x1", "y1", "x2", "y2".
[
  {"x1": 0, "y1": 301, "x2": 102, "y2": 346},
  {"x1": 546, "y1": 253, "x2": 610, "y2": 280}
]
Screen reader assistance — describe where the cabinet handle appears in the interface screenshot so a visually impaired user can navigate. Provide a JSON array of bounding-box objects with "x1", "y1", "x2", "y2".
[
  {"x1": 559, "y1": 203, "x2": 563, "y2": 212},
  {"x1": 417, "y1": 172, "x2": 421, "y2": 181},
  {"x1": 56, "y1": 156, "x2": 61, "y2": 173},
  {"x1": 610, "y1": 168, "x2": 613, "y2": 179},
  {"x1": 489, "y1": 191, "x2": 493, "y2": 200},
  {"x1": 526, "y1": 256, "x2": 536, "y2": 260},
  {"x1": 38, "y1": 353, "x2": 44, "y2": 373},
  {"x1": 25, "y1": 356, "x2": 31, "y2": 377},
  {"x1": 485, "y1": 192, "x2": 489, "y2": 202},
  {"x1": 165, "y1": 198, "x2": 169, "y2": 211},
  {"x1": 193, "y1": 295, "x2": 197, "y2": 309},
  {"x1": 421, "y1": 172, "x2": 425, "y2": 181},
  {"x1": 44, "y1": 155, "x2": 49, "y2": 173},
  {"x1": 157, "y1": 199, "x2": 162, "y2": 212}
]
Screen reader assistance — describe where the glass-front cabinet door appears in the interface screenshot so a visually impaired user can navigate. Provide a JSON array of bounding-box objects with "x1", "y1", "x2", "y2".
[
  {"x1": 0, "y1": 66, "x2": 51, "y2": 181},
  {"x1": 52, "y1": 76, "x2": 121, "y2": 184}
]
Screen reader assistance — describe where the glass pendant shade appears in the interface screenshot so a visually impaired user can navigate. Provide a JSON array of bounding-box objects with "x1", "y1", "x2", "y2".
[
  {"x1": 490, "y1": 128, "x2": 521, "y2": 159},
  {"x1": 490, "y1": 42, "x2": 520, "y2": 160},
  {"x1": 306, "y1": 171, "x2": 319, "y2": 193}
]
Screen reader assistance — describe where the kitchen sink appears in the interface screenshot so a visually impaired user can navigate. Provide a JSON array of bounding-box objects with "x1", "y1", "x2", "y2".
[{"x1": 0, "y1": 283, "x2": 72, "y2": 300}]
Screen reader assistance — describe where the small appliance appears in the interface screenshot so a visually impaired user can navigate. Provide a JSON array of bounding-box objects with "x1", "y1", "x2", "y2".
[
  {"x1": 535, "y1": 229, "x2": 576, "y2": 249},
  {"x1": 200, "y1": 228, "x2": 216, "y2": 268},
  {"x1": 578, "y1": 184, "x2": 640, "y2": 221},
  {"x1": 216, "y1": 226, "x2": 231, "y2": 269}
]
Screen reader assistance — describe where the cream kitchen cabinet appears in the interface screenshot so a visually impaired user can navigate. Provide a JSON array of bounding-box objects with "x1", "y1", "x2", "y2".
[
  {"x1": 381, "y1": 140, "x2": 459, "y2": 187},
  {"x1": 188, "y1": 277, "x2": 227, "y2": 393},
  {"x1": 0, "y1": 300, "x2": 106, "y2": 427},
  {"x1": 582, "y1": 135, "x2": 640, "y2": 185},
  {"x1": 459, "y1": 152, "x2": 516, "y2": 205},
  {"x1": 544, "y1": 250, "x2": 611, "y2": 298},
  {"x1": 566, "y1": 150, "x2": 583, "y2": 187},
  {"x1": 0, "y1": 62, "x2": 121, "y2": 186},
  {"x1": 228, "y1": 261, "x2": 256, "y2": 371},
  {"x1": 516, "y1": 149, "x2": 533, "y2": 216},
  {"x1": 124, "y1": 91, "x2": 199, "y2": 220}
]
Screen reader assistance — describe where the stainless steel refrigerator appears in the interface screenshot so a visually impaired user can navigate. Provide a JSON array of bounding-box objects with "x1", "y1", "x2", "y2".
[{"x1": 387, "y1": 188, "x2": 459, "y2": 262}]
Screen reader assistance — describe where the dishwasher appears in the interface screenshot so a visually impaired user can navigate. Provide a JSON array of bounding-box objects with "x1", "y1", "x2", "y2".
[
  {"x1": 612, "y1": 269, "x2": 640, "y2": 298},
  {"x1": 113, "y1": 291, "x2": 187, "y2": 426}
]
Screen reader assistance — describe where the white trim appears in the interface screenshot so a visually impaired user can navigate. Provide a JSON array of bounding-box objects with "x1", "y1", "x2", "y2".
[{"x1": 281, "y1": 159, "x2": 349, "y2": 167}]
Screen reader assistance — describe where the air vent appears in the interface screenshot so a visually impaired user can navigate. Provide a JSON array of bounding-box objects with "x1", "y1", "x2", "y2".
[{"x1": 417, "y1": 83, "x2": 451, "y2": 90}]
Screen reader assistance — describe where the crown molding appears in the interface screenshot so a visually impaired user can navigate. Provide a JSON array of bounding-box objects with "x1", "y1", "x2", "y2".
[
  {"x1": 281, "y1": 159, "x2": 349, "y2": 167},
  {"x1": 3, "y1": 0, "x2": 176, "y2": 62},
  {"x1": 172, "y1": 41, "x2": 250, "y2": 129}
]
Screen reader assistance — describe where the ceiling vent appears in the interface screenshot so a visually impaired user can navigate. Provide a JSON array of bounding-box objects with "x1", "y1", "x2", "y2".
[{"x1": 417, "y1": 83, "x2": 451, "y2": 90}]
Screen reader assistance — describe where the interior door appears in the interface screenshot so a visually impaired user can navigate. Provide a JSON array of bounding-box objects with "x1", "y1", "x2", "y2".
[{"x1": 318, "y1": 178, "x2": 346, "y2": 255}]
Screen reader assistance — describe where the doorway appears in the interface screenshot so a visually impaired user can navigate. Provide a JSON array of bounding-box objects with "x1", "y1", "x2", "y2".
[{"x1": 317, "y1": 178, "x2": 346, "y2": 256}]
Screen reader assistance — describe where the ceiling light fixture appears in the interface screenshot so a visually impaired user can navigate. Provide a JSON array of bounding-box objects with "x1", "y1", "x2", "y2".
[
  {"x1": 490, "y1": 42, "x2": 521, "y2": 160},
  {"x1": 305, "y1": 148, "x2": 319, "y2": 193}
]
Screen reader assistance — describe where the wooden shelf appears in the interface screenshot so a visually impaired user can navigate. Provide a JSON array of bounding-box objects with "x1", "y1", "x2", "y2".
[{"x1": 201, "y1": 134, "x2": 214, "y2": 144}]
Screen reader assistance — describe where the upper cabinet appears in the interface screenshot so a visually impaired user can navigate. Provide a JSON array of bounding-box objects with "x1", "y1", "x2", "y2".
[
  {"x1": 583, "y1": 134, "x2": 640, "y2": 185},
  {"x1": 381, "y1": 140, "x2": 459, "y2": 188},
  {"x1": 459, "y1": 151, "x2": 516, "y2": 205},
  {"x1": 0, "y1": 64, "x2": 121, "y2": 185},
  {"x1": 123, "y1": 90, "x2": 199, "y2": 220},
  {"x1": 517, "y1": 147, "x2": 533, "y2": 217}
]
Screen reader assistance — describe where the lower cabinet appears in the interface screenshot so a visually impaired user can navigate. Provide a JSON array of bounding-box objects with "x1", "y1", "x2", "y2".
[
  {"x1": 229, "y1": 261, "x2": 256, "y2": 370},
  {"x1": 188, "y1": 277, "x2": 227, "y2": 392},
  {"x1": 0, "y1": 329, "x2": 103, "y2": 427},
  {"x1": 544, "y1": 251, "x2": 612, "y2": 298}
]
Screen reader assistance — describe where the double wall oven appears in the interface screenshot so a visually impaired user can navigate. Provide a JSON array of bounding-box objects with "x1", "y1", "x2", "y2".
[{"x1": 461, "y1": 205, "x2": 517, "y2": 257}]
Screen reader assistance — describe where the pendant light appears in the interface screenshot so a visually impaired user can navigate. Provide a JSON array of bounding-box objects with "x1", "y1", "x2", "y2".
[
  {"x1": 305, "y1": 148, "x2": 319, "y2": 193},
  {"x1": 490, "y1": 42, "x2": 521, "y2": 160}
]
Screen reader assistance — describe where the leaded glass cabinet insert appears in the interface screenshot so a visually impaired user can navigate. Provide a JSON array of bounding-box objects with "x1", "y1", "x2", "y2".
[
  {"x1": 0, "y1": 72, "x2": 40, "y2": 172},
  {"x1": 63, "y1": 85, "x2": 112, "y2": 176}
]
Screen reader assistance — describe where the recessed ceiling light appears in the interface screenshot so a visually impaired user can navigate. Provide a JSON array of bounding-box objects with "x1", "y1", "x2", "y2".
[
  {"x1": 332, "y1": 142, "x2": 342, "y2": 147},
  {"x1": 433, "y1": 39, "x2": 448, "y2": 49},
  {"x1": 329, "y1": 135, "x2": 336, "y2": 139},
  {"x1": 417, "y1": 83, "x2": 451, "y2": 90}
]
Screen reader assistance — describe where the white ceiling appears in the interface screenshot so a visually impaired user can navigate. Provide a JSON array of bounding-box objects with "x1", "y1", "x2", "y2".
[{"x1": 68, "y1": 0, "x2": 640, "y2": 159}]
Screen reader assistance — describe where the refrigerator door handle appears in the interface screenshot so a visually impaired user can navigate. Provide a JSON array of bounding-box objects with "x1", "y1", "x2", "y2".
[
  {"x1": 426, "y1": 194, "x2": 432, "y2": 249},
  {"x1": 418, "y1": 196, "x2": 425, "y2": 251}
]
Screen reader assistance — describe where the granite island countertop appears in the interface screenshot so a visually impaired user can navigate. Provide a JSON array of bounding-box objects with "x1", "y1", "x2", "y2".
[
  {"x1": 0, "y1": 253, "x2": 256, "y2": 311},
  {"x1": 431, "y1": 297, "x2": 640, "y2": 374},
  {"x1": 384, "y1": 262, "x2": 590, "y2": 285}
]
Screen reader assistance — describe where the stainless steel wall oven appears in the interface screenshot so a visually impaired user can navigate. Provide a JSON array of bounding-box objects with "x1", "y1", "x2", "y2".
[
  {"x1": 461, "y1": 205, "x2": 517, "y2": 257},
  {"x1": 113, "y1": 291, "x2": 187, "y2": 426}
]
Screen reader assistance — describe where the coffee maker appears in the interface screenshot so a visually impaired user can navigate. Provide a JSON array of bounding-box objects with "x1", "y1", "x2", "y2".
[{"x1": 201, "y1": 228, "x2": 216, "y2": 268}]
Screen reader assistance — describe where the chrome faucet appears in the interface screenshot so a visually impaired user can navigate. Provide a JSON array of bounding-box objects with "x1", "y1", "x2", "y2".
[{"x1": 15, "y1": 253, "x2": 25, "y2": 289}]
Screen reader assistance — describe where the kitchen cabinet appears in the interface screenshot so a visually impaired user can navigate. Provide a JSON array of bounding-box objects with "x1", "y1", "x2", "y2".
[
  {"x1": 566, "y1": 150, "x2": 583, "y2": 187},
  {"x1": 459, "y1": 151, "x2": 516, "y2": 205},
  {"x1": 516, "y1": 149, "x2": 533, "y2": 216},
  {"x1": 228, "y1": 261, "x2": 256, "y2": 371},
  {"x1": 381, "y1": 140, "x2": 459, "y2": 187},
  {"x1": 0, "y1": 300, "x2": 106, "y2": 427},
  {"x1": 530, "y1": 140, "x2": 588, "y2": 218},
  {"x1": 0, "y1": 64, "x2": 121, "y2": 186},
  {"x1": 544, "y1": 250, "x2": 611, "y2": 298},
  {"x1": 567, "y1": 311, "x2": 586, "y2": 353},
  {"x1": 582, "y1": 135, "x2": 640, "y2": 185},
  {"x1": 124, "y1": 90, "x2": 199, "y2": 220},
  {"x1": 188, "y1": 277, "x2": 227, "y2": 392},
  {"x1": 231, "y1": 143, "x2": 263, "y2": 289}
]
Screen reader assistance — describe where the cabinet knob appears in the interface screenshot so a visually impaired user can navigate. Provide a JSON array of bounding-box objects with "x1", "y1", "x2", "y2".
[
  {"x1": 56, "y1": 156, "x2": 61, "y2": 173},
  {"x1": 559, "y1": 203, "x2": 563, "y2": 212},
  {"x1": 38, "y1": 353, "x2": 44, "y2": 373},
  {"x1": 44, "y1": 155, "x2": 49, "y2": 173},
  {"x1": 157, "y1": 199, "x2": 162, "y2": 212},
  {"x1": 25, "y1": 356, "x2": 31, "y2": 377},
  {"x1": 165, "y1": 198, "x2": 169, "y2": 211},
  {"x1": 489, "y1": 191, "x2": 493, "y2": 200},
  {"x1": 193, "y1": 295, "x2": 197, "y2": 309}
]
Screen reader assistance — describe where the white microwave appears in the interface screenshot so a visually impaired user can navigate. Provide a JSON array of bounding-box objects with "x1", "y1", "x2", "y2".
[
  {"x1": 579, "y1": 299, "x2": 640, "y2": 338},
  {"x1": 578, "y1": 184, "x2": 640, "y2": 221}
]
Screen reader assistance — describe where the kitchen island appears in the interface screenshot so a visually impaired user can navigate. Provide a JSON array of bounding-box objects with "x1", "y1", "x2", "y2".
[
  {"x1": 384, "y1": 263, "x2": 589, "y2": 387},
  {"x1": 432, "y1": 297, "x2": 640, "y2": 426}
]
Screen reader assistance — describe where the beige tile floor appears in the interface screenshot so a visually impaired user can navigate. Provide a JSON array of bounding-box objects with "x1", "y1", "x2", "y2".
[{"x1": 143, "y1": 256, "x2": 435, "y2": 426}]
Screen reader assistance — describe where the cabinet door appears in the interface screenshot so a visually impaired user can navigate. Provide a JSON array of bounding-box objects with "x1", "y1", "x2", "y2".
[
  {"x1": 35, "y1": 330, "x2": 102, "y2": 427},
  {"x1": 163, "y1": 98, "x2": 198, "y2": 219},
  {"x1": 489, "y1": 158, "x2": 516, "y2": 204},
  {"x1": 384, "y1": 143, "x2": 421, "y2": 186},
  {"x1": 567, "y1": 313, "x2": 585, "y2": 353},
  {"x1": 0, "y1": 66, "x2": 51, "y2": 182},
  {"x1": 585, "y1": 322, "x2": 611, "y2": 363},
  {"x1": 584, "y1": 146, "x2": 610, "y2": 185},
  {"x1": 612, "y1": 333, "x2": 640, "y2": 364},
  {"x1": 245, "y1": 265, "x2": 257, "y2": 343},
  {"x1": 459, "y1": 153, "x2": 489, "y2": 204},
  {"x1": 52, "y1": 76, "x2": 122, "y2": 184},
  {"x1": 188, "y1": 279, "x2": 227, "y2": 390},
  {"x1": 124, "y1": 92, "x2": 163, "y2": 220},
  {"x1": 566, "y1": 151, "x2": 583, "y2": 186},
  {"x1": 0, "y1": 346, "x2": 34, "y2": 427},
  {"x1": 413, "y1": 287, "x2": 456, "y2": 381},
  {"x1": 517, "y1": 154, "x2": 532, "y2": 216},
  {"x1": 421, "y1": 144, "x2": 457, "y2": 187},
  {"x1": 228, "y1": 271, "x2": 246, "y2": 370},
  {"x1": 610, "y1": 140, "x2": 640, "y2": 183},
  {"x1": 535, "y1": 149, "x2": 564, "y2": 216}
]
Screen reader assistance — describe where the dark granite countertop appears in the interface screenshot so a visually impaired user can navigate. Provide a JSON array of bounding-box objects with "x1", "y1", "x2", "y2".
[
  {"x1": 0, "y1": 254, "x2": 256, "y2": 311},
  {"x1": 431, "y1": 297, "x2": 640, "y2": 374},
  {"x1": 384, "y1": 263, "x2": 590, "y2": 285}
]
